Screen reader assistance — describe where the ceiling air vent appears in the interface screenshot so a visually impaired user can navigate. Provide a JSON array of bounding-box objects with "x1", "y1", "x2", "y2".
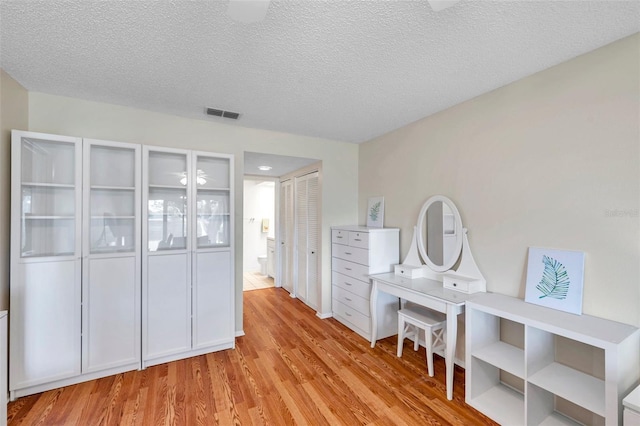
[{"x1": 206, "y1": 107, "x2": 240, "y2": 120}]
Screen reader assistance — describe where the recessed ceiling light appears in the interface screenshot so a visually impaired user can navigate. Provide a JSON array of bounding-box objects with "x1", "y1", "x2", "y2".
[{"x1": 258, "y1": 165, "x2": 272, "y2": 171}]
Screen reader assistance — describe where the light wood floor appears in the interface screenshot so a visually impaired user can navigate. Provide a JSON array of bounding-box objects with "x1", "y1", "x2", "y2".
[{"x1": 7, "y1": 288, "x2": 497, "y2": 425}]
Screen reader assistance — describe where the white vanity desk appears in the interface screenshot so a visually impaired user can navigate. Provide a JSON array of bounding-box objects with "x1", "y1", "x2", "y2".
[
  {"x1": 369, "y1": 273, "x2": 477, "y2": 400},
  {"x1": 369, "y1": 195, "x2": 486, "y2": 401}
]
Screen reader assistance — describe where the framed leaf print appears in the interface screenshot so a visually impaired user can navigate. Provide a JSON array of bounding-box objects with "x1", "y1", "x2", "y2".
[
  {"x1": 525, "y1": 247, "x2": 585, "y2": 315},
  {"x1": 366, "y1": 196, "x2": 384, "y2": 228}
]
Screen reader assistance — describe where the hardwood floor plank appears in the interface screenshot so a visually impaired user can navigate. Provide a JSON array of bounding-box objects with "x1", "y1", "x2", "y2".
[{"x1": 8, "y1": 287, "x2": 498, "y2": 425}]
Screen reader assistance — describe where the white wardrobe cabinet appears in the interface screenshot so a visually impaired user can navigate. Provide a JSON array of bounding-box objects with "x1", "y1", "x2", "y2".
[
  {"x1": 10, "y1": 130, "x2": 236, "y2": 399},
  {"x1": 142, "y1": 148, "x2": 234, "y2": 368},
  {"x1": 10, "y1": 131, "x2": 141, "y2": 399}
]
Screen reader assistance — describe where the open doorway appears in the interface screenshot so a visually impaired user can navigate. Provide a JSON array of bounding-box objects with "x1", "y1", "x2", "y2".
[
  {"x1": 243, "y1": 152, "x2": 320, "y2": 298},
  {"x1": 242, "y1": 178, "x2": 276, "y2": 291}
]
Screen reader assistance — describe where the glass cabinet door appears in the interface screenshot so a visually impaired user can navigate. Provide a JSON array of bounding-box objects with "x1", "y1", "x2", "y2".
[
  {"x1": 19, "y1": 137, "x2": 79, "y2": 257},
  {"x1": 147, "y1": 151, "x2": 189, "y2": 252},
  {"x1": 89, "y1": 145, "x2": 137, "y2": 253},
  {"x1": 195, "y1": 155, "x2": 231, "y2": 248}
]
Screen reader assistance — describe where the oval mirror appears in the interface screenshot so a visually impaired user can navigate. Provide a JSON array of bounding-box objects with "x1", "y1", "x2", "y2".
[{"x1": 416, "y1": 195, "x2": 463, "y2": 273}]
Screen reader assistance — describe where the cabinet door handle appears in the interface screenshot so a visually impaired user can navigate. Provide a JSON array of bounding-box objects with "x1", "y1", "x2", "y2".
[
  {"x1": 345, "y1": 282, "x2": 353, "y2": 286},
  {"x1": 345, "y1": 312, "x2": 352, "y2": 317},
  {"x1": 344, "y1": 252, "x2": 352, "y2": 255},
  {"x1": 344, "y1": 297, "x2": 352, "y2": 302},
  {"x1": 345, "y1": 267, "x2": 352, "y2": 271}
]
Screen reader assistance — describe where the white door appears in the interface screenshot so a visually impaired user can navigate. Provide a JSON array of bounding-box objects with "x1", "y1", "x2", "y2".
[
  {"x1": 193, "y1": 251, "x2": 232, "y2": 348},
  {"x1": 295, "y1": 176, "x2": 308, "y2": 301},
  {"x1": 192, "y1": 152, "x2": 234, "y2": 349},
  {"x1": 143, "y1": 147, "x2": 192, "y2": 363},
  {"x1": 10, "y1": 131, "x2": 82, "y2": 390},
  {"x1": 279, "y1": 179, "x2": 294, "y2": 293},
  {"x1": 294, "y1": 172, "x2": 319, "y2": 309},
  {"x1": 82, "y1": 139, "x2": 141, "y2": 373}
]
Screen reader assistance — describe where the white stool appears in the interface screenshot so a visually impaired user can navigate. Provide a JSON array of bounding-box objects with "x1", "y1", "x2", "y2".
[{"x1": 397, "y1": 302, "x2": 446, "y2": 377}]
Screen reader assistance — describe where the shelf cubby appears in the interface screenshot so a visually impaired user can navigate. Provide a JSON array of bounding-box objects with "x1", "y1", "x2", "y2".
[
  {"x1": 528, "y1": 383, "x2": 604, "y2": 426},
  {"x1": 467, "y1": 357, "x2": 525, "y2": 425}
]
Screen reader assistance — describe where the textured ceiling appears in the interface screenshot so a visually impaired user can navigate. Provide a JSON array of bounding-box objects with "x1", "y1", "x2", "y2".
[{"x1": 1, "y1": 1, "x2": 638, "y2": 144}]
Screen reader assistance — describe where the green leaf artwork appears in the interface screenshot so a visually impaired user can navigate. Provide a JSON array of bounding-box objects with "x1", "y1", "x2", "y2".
[
  {"x1": 369, "y1": 201, "x2": 381, "y2": 222},
  {"x1": 536, "y1": 255, "x2": 570, "y2": 299}
]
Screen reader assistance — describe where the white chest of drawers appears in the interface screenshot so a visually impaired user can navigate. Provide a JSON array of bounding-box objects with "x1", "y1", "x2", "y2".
[{"x1": 331, "y1": 226, "x2": 400, "y2": 341}]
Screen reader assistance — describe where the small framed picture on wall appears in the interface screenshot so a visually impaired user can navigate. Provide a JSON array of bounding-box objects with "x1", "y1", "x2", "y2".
[{"x1": 366, "y1": 196, "x2": 384, "y2": 228}]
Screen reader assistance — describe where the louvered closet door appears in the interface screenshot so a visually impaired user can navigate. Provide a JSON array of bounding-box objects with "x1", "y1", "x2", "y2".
[
  {"x1": 279, "y1": 179, "x2": 294, "y2": 293},
  {"x1": 295, "y1": 177, "x2": 308, "y2": 302},
  {"x1": 305, "y1": 173, "x2": 319, "y2": 308},
  {"x1": 294, "y1": 172, "x2": 319, "y2": 309}
]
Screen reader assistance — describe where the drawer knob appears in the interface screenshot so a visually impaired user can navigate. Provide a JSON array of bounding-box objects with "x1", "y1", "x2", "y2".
[
  {"x1": 345, "y1": 297, "x2": 352, "y2": 302},
  {"x1": 345, "y1": 252, "x2": 352, "y2": 255},
  {"x1": 345, "y1": 267, "x2": 352, "y2": 271},
  {"x1": 354, "y1": 238, "x2": 361, "y2": 241}
]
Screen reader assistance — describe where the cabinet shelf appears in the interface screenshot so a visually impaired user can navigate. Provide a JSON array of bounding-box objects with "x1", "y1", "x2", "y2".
[
  {"x1": 91, "y1": 186, "x2": 135, "y2": 191},
  {"x1": 197, "y1": 187, "x2": 230, "y2": 192},
  {"x1": 471, "y1": 341, "x2": 524, "y2": 378},
  {"x1": 22, "y1": 251, "x2": 75, "y2": 258},
  {"x1": 148, "y1": 184, "x2": 186, "y2": 190},
  {"x1": 468, "y1": 383, "x2": 524, "y2": 425},
  {"x1": 23, "y1": 216, "x2": 74, "y2": 220},
  {"x1": 22, "y1": 182, "x2": 75, "y2": 188},
  {"x1": 90, "y1": 246, "x2": 135, "y2": 254},
  {"x1": 90, "y1": 215, "x2": 135, "y2": 220},
  {"x1": 528, "y1": 362, "x2": 605, "y2": 416}
]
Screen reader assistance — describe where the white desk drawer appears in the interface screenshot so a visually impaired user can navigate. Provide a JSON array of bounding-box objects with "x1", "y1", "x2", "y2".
[
  {"x1": 332, "y1": 243, "x2": 369, "y2": 266},
  {"x1": 331, "y1": 258, "x2": 370, "y2": 283},
  {"x1": 348, "y1": 232, "x2": 369, "y2": 249},
  {"x1": 332, "y1": 271, "x2": 370, "y2": 299},
  {"x1": 333, "y1": 299, "x2": 370, "y2": 334},
  {"x1": 331, "y1": 229, "x2": 348, "y2": 245},
  {"x1": 333, "y1": 285, "x2": 369, "y2": 315}
]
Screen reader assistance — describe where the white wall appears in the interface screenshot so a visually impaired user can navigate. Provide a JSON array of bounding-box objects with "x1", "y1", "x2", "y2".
[
  {"x1": 243, "y1": 179, "x2": 275, "y2": 272},
  {"x1": 26, "y1": 93, "x2": 359, "y2": 328},
  {"x1": 0, "y1": 70, "x2": 29, "y2": 310},
  {"x1": 360, "y1": 34, "x2": 640, "y2": 328}
]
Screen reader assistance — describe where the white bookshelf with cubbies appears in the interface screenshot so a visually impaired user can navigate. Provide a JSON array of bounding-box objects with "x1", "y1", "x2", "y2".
[{"x1": 466, "y1": 292, "x2": 640, "y2": 426}]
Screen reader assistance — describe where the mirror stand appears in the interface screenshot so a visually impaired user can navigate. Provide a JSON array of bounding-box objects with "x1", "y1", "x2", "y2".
[{"x1": 441, "y1": 228, "x2": 486, "y2": 293}]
